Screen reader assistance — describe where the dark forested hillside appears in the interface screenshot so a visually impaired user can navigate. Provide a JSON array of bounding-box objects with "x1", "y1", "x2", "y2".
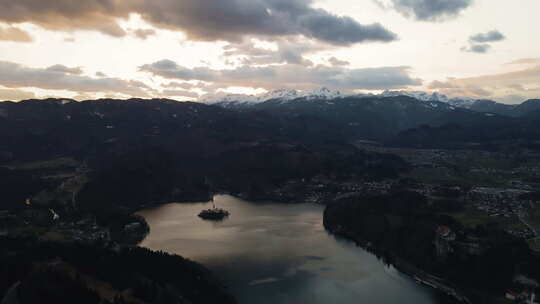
[
  {"x1": 323, "y1": 190, "x2": 539, "y2": 301},
  {"x1": 391, "y1": 110, "x2": 540, "y2": 149},
  {"x1": 210, "y1": 95, "x2": 540, "y2": 149},
  {"x1": 0, "y1": 98, "x2": 410, "y2": 211},
  {"x1": 221, "y1": 96, "x2": 460, "y2": 140},
  {"x1": 0, "y1": 236, "x2": 236, "y2": 304}
]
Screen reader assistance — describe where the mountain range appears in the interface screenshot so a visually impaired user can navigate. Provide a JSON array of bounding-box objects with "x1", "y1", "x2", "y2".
[
  {"x1": 204, "y1": 88, "x2": 540, "y2": 116},
  {"x1": 202, "y1": 88, "x2": 540, "y2": 145},
  {"x1": 202, "y1": 88, "x2": 479, "y2": 108},
  {"x1": 1, "y1": 90, "x2": 540, "y2": 161},
  {"x1": 2, "y1": 91, "x2": 540, "y2": 211}
]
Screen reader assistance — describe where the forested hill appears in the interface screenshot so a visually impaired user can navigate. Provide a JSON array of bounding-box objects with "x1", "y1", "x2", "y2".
[{"x1": 0, "y1": 98, "x2": 409, "y2": 212}]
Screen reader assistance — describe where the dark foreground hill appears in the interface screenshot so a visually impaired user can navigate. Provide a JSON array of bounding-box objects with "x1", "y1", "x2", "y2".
[
  {"x1": 0, "y1": 98, "x2": 411, "y2": 304},
  {"x1": 0, "y1": 236, "x2": 236, "y2": 304},
  {"x1": 0, "y1": 98, "x2": 409, "y2": 212}
]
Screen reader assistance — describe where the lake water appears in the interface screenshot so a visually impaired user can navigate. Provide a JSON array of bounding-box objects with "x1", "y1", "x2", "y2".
[{"x1": 138, "y1": 195, "x2": 442, "y2": 304}]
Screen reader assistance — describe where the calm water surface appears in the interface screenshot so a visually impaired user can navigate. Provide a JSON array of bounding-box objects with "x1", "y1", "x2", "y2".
[{"x1": 138, "y1": 195, "x2": 441, "y2": 304}]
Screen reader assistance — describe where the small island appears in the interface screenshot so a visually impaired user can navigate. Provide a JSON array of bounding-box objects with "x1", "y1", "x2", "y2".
[{"x1": 198, "y1": 208, "x2": 230, "y2": 221}]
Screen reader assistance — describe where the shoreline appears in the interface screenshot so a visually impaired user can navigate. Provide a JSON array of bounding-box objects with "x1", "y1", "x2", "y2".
[
  {"x1": 325, "y1": 226, "x2": 474, "y2": 304},
  {"x1": 134, "y1": 195, "x2": 472, "y2": 303}
]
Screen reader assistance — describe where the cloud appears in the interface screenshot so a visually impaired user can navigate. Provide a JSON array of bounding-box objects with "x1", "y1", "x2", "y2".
[
  {"x1": 224, "y1": 39, "x2": 351, "y2": 68},
  {"x1": 139, "y1": 59, "x2": 422, "y2": 91},
  {"x1": 373, "y1": 0, "x2": 389, "y2": 10},
  {"x1": 0, "y1": 88, "x2": 36, "y2": 101},
  {"x1": 461, "y1": 43, "x2": 490, "y2": 53},
  {"x1": 429, "y1": 60, "x2": 540, "y2": 103},
  {"x1": 497, "y1": 94, "x2": 527, "y2": 104},
  {"x1": 0, "y1": 60, "x2": 150, "y2": 97},
  {"x1": 467, "y1": 87, "x2": 492, "y2": 97},
  {"x1": 427, "y1": 80, "x2": 458, "y2": 89},
  {"x1": 0, "y1": 26, "x2": 32, "y2": 42},
  {"x1": 388, "y1": 0, "x2": 473, "y2": 21},
  {"x1": 132, "y1": 28, "x2": 156, "y2": 40},
  {"x1": 0, "y1": 0, "x2": 128, "y2": 37},
  {"x1": 140, "y1": 60, "x2": 218, "y2": 81},
  {"x1": 73, "y1": 93, "x2": 94, "y2": 101},
  {"x1": 161, "y1": 89, "x2": 199, "y2": 98},
  {"x1": 507, "y1": 58, "x2": 540, "y2": 65},
  {"x1": 0, "y1": 0, "x2": 397, "y2": 45},
  {"x1": 46, "y1": 64, "x2": 84, "y2": 75},
  {"x1": 136, "y1": 0, "x2": 397, "y2": 45},
  {"x1": 162, "y1": 82, "x2": 201, "y2": 90},
  {"x1": 223, "y1": 38, "x2": 324, "y2": 66},
  {"x1": 0, "y1": 3, "x2": 127, "y2": 37},
  {"x1": 469, "y1": 30, "x2": 505, "y2": 43},
  {"x1": 461, "y1": 30, "x2": 504, "y2": 54},
  {"x1": 328, "y1": 57, "x2": 350, "y2": 66}
]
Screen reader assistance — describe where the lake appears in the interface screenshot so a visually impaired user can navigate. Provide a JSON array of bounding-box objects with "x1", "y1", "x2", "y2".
[{"x1": 138, "y1": 194, "x2": 442, "y2": 304}]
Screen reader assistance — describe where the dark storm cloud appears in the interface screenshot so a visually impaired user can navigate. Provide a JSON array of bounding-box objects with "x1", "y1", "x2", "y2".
[
  {"x1": 0, "y1": 0, "x2": 128, "y2": 37},
  {"x1": 136, "y1": 0, "x2": 397, "y2": 45},
  {"x1": 0, "y1": 60, "x2": 150, "y2": 96},
  {"x1": 0, "y1": 0, "x2": 397, "y2": 45},
  {"x1": 469, "y1": 30, "x2": 505, "y2": 43},
  {"x1": 390, "y1": 0, "x2": 473, "y2": 21},
  {"x1": 139, "y1": 59, "x2": 422, "y2": 91}
]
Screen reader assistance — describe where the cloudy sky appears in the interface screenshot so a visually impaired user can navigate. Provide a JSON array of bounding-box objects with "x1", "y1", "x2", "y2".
[{"x1": 0, "y1": 0, "x2": 538, "y2": 103}]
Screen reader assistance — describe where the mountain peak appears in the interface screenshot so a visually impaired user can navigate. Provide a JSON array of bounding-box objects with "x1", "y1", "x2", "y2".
[
  {"x1": 308, "y1": 87, "x2": 342, "y2": 99},
  {"x1": 380, "y1": 90, "x2": 449, "y2": 102},
  {"x1": 201, "y1": 87, "x2": 342, "y2": 105},
  {"x1": 378, "y1": 90, "x2": 480, "y2": 108}
]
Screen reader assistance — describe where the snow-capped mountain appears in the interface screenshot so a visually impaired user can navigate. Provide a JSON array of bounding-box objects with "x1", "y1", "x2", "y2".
[
  {"x1": 379, "y1": 90, "x2": 449, "y2": 102},
  {"x1": 378, "y1": 90, "x2": 477, "y2": 108},
  {"x1": 201, "y1": 87, "x2": 342, "y2": 105},
  {"x1": 201, "y1": 88, "x2": 480, "y2": 109},
  {"x1": 199, "y1": 93, "x2": 260, "y2": 104},
  {"x1": 304, "y1": 87, "x2": 343, "y2": 100},
  {"x1": 444, "y1": 98, "x2": 477, "y2": 108}
]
